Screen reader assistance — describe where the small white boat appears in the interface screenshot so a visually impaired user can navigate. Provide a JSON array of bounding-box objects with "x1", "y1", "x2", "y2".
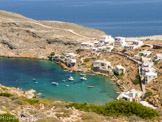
[
  {"x1": 35, "y1": 82, "x2": 38, "y2": 84},
  {"x1": 69, "y1": 70, "x2": 73, "y2": 73},
  {"x1": 37, "y1": 93, "x2": 42, "y2": 96},
  {"x1": 62, "y1": 80, "x2": 66, "y2": 82},
  {"x1": 80, "y1": 73, "x2": 86, "y2": 76},
  {"x1": 33, "y1": 78, "x2": 36, "y2": 81},
  {"x1": 66, "y1": 85, "x2": 69, "y2": 87},
  {"x1": 63, "y1": 70, "x2": 68, "y2": 72},
  {"x1": 68, "y1": 76, "x2": 74, "y2": 81},
  {"x1": 80, "y1": 77, "x2": 87, "y2": 81},
  {"x1": 51, "y1": 82, "x2": 59, "y2": 86}
]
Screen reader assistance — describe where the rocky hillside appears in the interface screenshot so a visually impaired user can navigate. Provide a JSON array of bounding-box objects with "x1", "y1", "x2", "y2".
[{"x1": 0, "y1": 10, "x2": 106, "y2": 59}]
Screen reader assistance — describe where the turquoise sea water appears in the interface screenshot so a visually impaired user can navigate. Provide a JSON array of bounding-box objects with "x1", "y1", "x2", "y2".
[
  {"x1": 0, "y1": 57, "x2": 119, "y2": 104},
  {"x1": 0, "y1": 0, "x2": 162, "y2": 36}
]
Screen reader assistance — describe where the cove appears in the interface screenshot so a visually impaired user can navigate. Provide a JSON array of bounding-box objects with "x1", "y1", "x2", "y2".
[{"x1": 0, "y1": 57, "x2": 119, "y2": 104}]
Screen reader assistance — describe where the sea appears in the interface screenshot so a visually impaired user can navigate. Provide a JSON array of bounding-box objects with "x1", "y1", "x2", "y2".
[
  {"x1": 0, "y1": 0, "x2": 162, "y2": 37},
  {"x1": 0, "y1": 57, "x2": 119, "y2": 104}
]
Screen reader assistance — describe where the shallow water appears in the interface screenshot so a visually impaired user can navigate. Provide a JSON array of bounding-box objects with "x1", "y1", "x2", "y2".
[
  {"x1": 0, "y1": 57, "x2": 119, "y2": 104},
  {"x1": 0, "y1": 0, "x2": 162, "y2": 37}
]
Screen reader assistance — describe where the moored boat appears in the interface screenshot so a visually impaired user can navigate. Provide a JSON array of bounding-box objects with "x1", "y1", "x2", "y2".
[
  {"x1": 80, "y1": 77, "x2": 87, "y2": 81},
  {"x1": 51, "y1": 82, "x2": 59, "y2": 86},
  {"x1": 68, "y1": 76, "x2": 74, "y2": 81},
  {"x1": 88, "y1": 86, "x2": 94, "y2": 88}
]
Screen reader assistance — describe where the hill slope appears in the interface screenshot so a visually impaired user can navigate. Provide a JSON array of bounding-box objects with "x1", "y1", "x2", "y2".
[{"x1": 0, "y1": 10, "x2": 106, "y2": 59}]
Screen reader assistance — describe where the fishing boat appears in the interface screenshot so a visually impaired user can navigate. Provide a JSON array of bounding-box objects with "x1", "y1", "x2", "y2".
[
  {"x1": 80, "y1": 77, "x2": 87, "y2": 81},
  {"x1": 66, "y1": 85, "x2": 69, "y2": 87},
  {"x1": 88, "y1": 86, "x2": 94, "y2": 88},
  {"x1": 68, "y1": 76, "x2": 74, "y2": 81},
  {"x1": 51, "y1": 82, "x2": 59, "y2": 86},
  {"x1": 62, "y1": 80, "x2": 66, "y2": 82}
]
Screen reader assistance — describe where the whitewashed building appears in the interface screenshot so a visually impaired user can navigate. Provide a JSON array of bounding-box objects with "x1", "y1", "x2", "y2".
[
  {"x1": 142, "y1": 57, "x2": 154, "y2": 68},
  {"x1": 65, "y1": 53, "x2": 77, "y2": 58},
  {"x1": 141, "y1": 67, "x2": 156, "y2": 76},
  {"x1": 152, "y1": 54, "x2": 162, "y2": 61},
  {"x1": 80, "y1": 42, "x2": 94, "y2": 50},
  {"x1": 104, "y1": 46, "x2": 114, "y2": 52},
  {"x1": 100, "y1": 35, "x2": 115, "y2": 45},
  {"x1": 114, "y1": 37, "x2": 126, "y2": 45},
  {"x1": 144, "y1": 72, "x2": 157, "y2": 84},
  {"x1": 117, "y1": 89, "x2": 143, "y2": 102},
  {"x1": 113, "y1": 65, "x2": 126, "y2": 75},
  {"x1": 122, "y1": 44, "x2": 136, "y2": 50},
  {"x1": 93, "y1": 60, "x2": 111, "y2": 70},
  {"x1": 132, "y1": 40, "x2": 143, "y2": 47}
]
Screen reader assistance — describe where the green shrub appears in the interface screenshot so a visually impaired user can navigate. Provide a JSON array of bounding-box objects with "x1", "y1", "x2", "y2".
[
  {"x1": 66, "y1": 100, "x2": 159, "y2": 119},
  {"x1": 25, "y1": 99, "x2": 39, "y2": 105},
  {"x1": 60, "y1": 56, "x2": 64, "y2": 59},
  {"x1": 0, "y1": 113, "x2": 19, "y2": 122},
  {"x1": 144, "y1": 91, "x2": 152, "y2": 99},
  {"x1": 84, "y1": 58, "x2": 90, "y2": 62},
  {"x1": 0, "y1": 93, "x2": 13, "y2": 97},
  {"x1": 114, "y1": 73, "x2": 124, "y2": 79},
  {"x1": 139, "y1": 53, "x2": 144, "y2": 56},
  {"x1": 133, "y1": 74, "x2": 140, "y2": 85},
  {"x1": 50, "y1": 52, "x2": 55, "y2": 56},
  {"x1": 122, "y1": 49, "x2": 127, "y2": 53},
  {"x1": 76, "y1": 49, "x2": 80, "y2": 54}
]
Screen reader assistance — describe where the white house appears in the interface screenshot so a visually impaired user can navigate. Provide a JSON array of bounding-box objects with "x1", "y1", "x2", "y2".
[
  {"x1": 100, "y1": 35, "x2": 115, "y2": 45},
  {"x1": 113, "y1": 65, "x2": 126, "y2": 75},
  {"x1": 117, "y1": 89, "x2": 143, "y2": 102},
  {"x1": 80, "y1": 42, "x2": 94, "y2": 50},
  {"x1": 142, "y1": 57, "x2": 154, "y2": 67},
  {"x1": 144, "y1": 72, "x2": 157, "y2": 84},
  {"x1": 93, "y1": 60, "x2": 111, "y2": 70},
  {"x1": 152, "y1": 54, "x2": 162, "y2": 61},
  {"x1": 141, "y1": 67, "x2": 156, "y2": 75},
  {"x1": 132, "y1": 40, "x2": 143, "y2": 47},
  {"x1": 122, "y1": 44, "x2": 135, "y2": 50},
  {"x1": 114, "y1": 37, "x2": 126, "y2": 45},
  {"x1": 104, "y1": 46, "x2": 114, "y2": 52},
  {"x1": 65, "y1": 53, "x2": 77, "y2": 58}
]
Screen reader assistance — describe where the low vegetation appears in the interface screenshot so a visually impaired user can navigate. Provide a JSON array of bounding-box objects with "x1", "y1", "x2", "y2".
[
  {"x1": 25, "y1": 99, "x2": 39, "y2": 105},
  {"x1": 0, "y1": 93, "x2": 13, "y2": 97},
  {"x1": 84, "y1": 58, "x2": 90, "y2": 62},
  {"x1": 0, "y1": 113, "x2": 19, "y2": 122},
  {"x1": 144, "y1": 91, "x2": 152, "y2": 99},
  {"x1": 66, "y1": 100, "x2": 159, "y2": 119},
  {"x1": 50, "y1": 52, "x2": 55, "y2": 57},
  {"x1": 133, "y1": 74, "x2": 140, "y2": 85},
  {"x1": 114, "y1": 73, "x2": 124, "y2": 79}
]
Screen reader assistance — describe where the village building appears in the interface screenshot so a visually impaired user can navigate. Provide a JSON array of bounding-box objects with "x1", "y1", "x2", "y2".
[
  {"x1": 65, "y1": 53, "x2": 77, "y2": 59},
  {"x1": 99, "y1": 35, "x2": 115, "y2": 45},
  {"x1": 93, "y1": 60, "x2": 111, "y2": 70},
  {"x1": 114, "y1": 37, "x2": 126, "y2": 45},
  {"x1": 80, "y1": 42, "x2": 94, "y2": 50},
  {"x1": 104, "y1": 46, "x2": 114, "y2": 52},
  {"x1": 141, "y1": 67, "x2": 156, "y2": 76},
  {"x1": 132, "y1": 40, "x2": 143, "y2": 47},
  {"x1": 152, "y1": 54, "x2": 162, "y2": 61},
  {"x1": 142, "y1": 57, "x2": 154, "y2": 68},
  {"x1": 113, "y1": 65, "x2": 126, "y2": 75},
  {"x1": 134, "y1": 50, "x2": 154, "y2": 60},
  {"x1": 122, "y1": 44, "x2": 136, "y2": 50},
  {"x1": 143, "y1": 72, "x2": 157, "y2": 84},
  {"x1": 117, "y1": 89, "x2": 143, "y2": 102}
]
